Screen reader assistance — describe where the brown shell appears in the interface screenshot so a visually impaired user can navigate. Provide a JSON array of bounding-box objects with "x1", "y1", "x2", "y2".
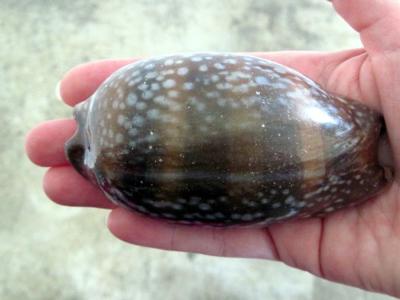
[{"x1": 65, "y1": 53, "x2": 387, "y2": 226}]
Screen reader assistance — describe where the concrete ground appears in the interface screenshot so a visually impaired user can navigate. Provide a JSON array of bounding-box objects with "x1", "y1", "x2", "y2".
[{"x1": 0, "y1": 0, "x2": 396, "y2": 299}]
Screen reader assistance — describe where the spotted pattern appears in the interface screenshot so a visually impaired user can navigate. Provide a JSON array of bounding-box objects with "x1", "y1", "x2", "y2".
[{"x1": 65, "y1": 53, "x2": 387, "y2": 227}]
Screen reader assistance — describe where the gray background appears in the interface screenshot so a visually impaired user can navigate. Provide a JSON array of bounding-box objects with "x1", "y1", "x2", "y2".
[{"x1": 0, "y1": 0, "x2": 396, "y2": 299}]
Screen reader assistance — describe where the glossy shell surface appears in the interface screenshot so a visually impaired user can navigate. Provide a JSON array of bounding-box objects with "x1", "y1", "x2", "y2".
[{"x1": 65, "y1": 53, "x2": 386, "y2": 226}]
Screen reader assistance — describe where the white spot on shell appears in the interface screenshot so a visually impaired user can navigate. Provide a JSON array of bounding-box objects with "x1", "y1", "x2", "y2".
[
  {"x1": 115, "y1": 133, "x2": 124, "y2": 143},
  {"x1": 177, "y1": 67, "x2": 189, "y2": 76},
  {"x1": 164, "y1": 59, "x2": 174, "y2": 66},
  {"x1": 128, "y1": 128, "x2": 138, "y2": 136},
  {"x1": 272, "y1": 202, "x2": 281, "y2": 209},
  {"x1": 233, "y1": 85, "x2": 249, "y2": 93},
  {"x1": 284, "y1": 195, "x2": 295, "y2": 204},
  {"x1": 136, "y1": 102, "x2": 147, "y2": 110},
  {"x1": 189, "y1": 196, "x2": 201, "y2": 205},
  {"x1": 206, "y1": 91, "x2": 219, "y2": 98},
  {"x1": 127, "y1": 94, "x2": 138, "y2": 106},
  {"x1": 217, "y1": 99, "x2": 226, "y2": 107},
  {"x1": 151, "y1": 83, "x2": 160, "y2": 91},
  {"x1": 223, "y1": 58, "x2": 236, "y2": 64},
  {"x1": 297, "y1": 201, "x2": 306, "y2": 208},
  {"x1": 138, "y1": 83, "x2": 149, "y2": 91},
  {"x1": 172, "y1": 203, "x2": 183, "y2": 210},
  {"x1": 211, "y1": 75, "x2": 220, "y2": 82},
  {"x1": 132, "y1": 115, "x2": 144, "y2": 126},
  {"x1": 144, "y1": 63, "x2": 155, "y2": 70},
  {"x1": 163, "y1": 79, "x2": 176, "y2": 89},
  {"x1": 168, "y1": 90, "x2": 179, "y2": 98},
  {"x1": 199, "y1": 64, "x2": 208, "y2": 72},
  {"x1": 204, "y1": 115, "x2": 215, "y2": 123},
  {"x1": 324, "y1": 207, "x2": 335, "y2": 213},
  {"x1": 183, "y1": 82, "x2": 194, "y2": 90},
  {"x1": 241, "y1": 214, "x2": 253, "y2": 221},
  {"x1": 154, "y1": 95, "x2": 166, "y2": 105},
  {"x1": 145, "y1": 72, "x2": 158, "y2": 79},
  {"x1": 216, "y1": 82, "x2": 233, "y2": 90},
  {"x1": 147, "y1": 109, "x2": 160, "y2": 119},
  {"x1": 161, "y1": 69, "x2": 175, "y2": 76},
  {"x1": 191, "y1": 56, "x2": 203, "y2": 62},
  {"x1": 214, "y1": 63, "x2": 225, "y2": 70},
  {"x1": 117, "y1": 115, "x2": 126, "y2": 125},
  {"x1": 255, "y1": 76, "x2": 270, "y2": 85},
  {"x1": 199, "y1": 203, "x2": 211, "y2": 210},
  {"x1": 142, "y1": 91, "x2": 154, "y2": 100},
  {"x1": 231, "y1": 214, "x2": 241, "y2": 220}
]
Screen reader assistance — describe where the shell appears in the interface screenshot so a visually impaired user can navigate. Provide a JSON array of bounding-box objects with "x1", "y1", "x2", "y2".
[{"x1": 65, "y1": 53, "x2": 387, "y2": 226}]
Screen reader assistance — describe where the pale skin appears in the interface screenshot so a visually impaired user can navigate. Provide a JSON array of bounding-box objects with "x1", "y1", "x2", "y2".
[{"x1": 25, "y1": 0, "x2": 400, "y2": 297}]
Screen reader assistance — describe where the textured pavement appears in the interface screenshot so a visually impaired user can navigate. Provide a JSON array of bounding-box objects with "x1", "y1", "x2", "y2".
[{"x1": 0, "y1": 0, "x2": 395, "y2": 299}]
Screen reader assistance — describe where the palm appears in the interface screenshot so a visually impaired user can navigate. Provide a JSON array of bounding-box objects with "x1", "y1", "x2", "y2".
[
  {"x1": 25, "y1": 0, "x2": 400, "y2": 297},
  {"x1": 261, "y1": 50, "x2": 400, "y2": 295},
  {"x1": 265, "y1": 50, "x2": 400, "y2": 295},
  {"x1": 306, "y1": 51, "x2": 400, "y2": 295}
]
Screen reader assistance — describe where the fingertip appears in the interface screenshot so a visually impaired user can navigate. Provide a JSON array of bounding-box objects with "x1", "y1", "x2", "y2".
[
  {"x1": 25, "y1": 119, "x2": 76, "y2": 167},
  {"x1": 331, "y1": 0, "x2": 400, "y2": 53},
  {"x1": 107, "y1": 207, "x2": 123, "y2": 232},
  {"x1": 43, "y1": 166, "x2": 116, "y2": 208},
  {"x1": 25, "y1": 126, "x2": 40, "y2": 165},
  {"x1": 107, "y1": 208, "x2": 139, "y2": 244},
  {"x1": 43, "y1": 167, "x2": 79, "y2": 207},
  {"x1": 107, "y1": 208, "x2": 146, "y2": 242},
  {"x1": 59, "y1": 62, "x2": 96, "y2": 106},
  {"x1": 43, "y1": 167, "x2": 63, "y2": 205},
  {"x1": 59, "y1": 59, "x2": 135, "y2": 106}
]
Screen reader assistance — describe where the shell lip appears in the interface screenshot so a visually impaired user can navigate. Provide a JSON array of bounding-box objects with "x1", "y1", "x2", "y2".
[
  {"x1": 65, "y1": 134, "x2": 89, "y2": 179},
  {"x1": 65, "y1": 101, "x2": 90, "y2": 179}
]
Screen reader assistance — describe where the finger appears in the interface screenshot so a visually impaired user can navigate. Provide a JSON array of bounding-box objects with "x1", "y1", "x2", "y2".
[
  {"x1": 107, "y1": 207, "x2": 278, "y2": 259},
  {"x1": 58, "y1": 51, "x2": 354, "y2": 107},
  {"x1": 25, "y1": 119, "x2": 76, "y2": 167},
  {"x1": 331, "y1": 0, "x2": 400, "y2": 53},
  {"x1": 60, "y1": 59, "x2": 136, "y2": 106},
  {"x1": 43, "y1": 166, "x2": 116, "y2": 209}
]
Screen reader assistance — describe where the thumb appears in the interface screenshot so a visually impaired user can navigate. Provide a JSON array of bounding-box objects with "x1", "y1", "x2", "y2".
[
  {"x1": 331, "y1": 0, "x2": 400, "y2": 175},
  {"x1": 331, "y1": 0, "x2": 400, "y2": 53}
]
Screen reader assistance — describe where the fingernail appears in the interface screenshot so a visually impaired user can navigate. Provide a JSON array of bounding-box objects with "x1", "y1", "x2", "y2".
[{"x1": 55, "y1": 81, "x2": 62, "y2": 102}]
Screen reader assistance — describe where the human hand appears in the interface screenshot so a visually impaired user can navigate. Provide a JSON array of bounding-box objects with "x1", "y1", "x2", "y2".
[{"x1": 25, "y1": 0, "x2": 400, "y2": 297}]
